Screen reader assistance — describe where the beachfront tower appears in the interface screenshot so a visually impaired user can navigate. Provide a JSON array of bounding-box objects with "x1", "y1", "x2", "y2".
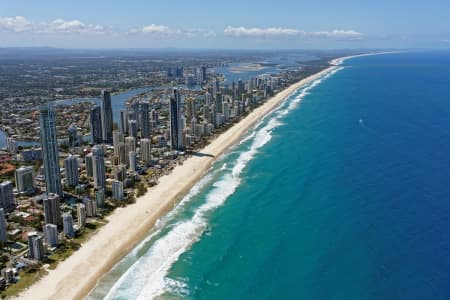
[
  {"x1": 43, "y1": 193, "x2": 61, "y2": 226},
  {"x1": 39, "y1": 104, "x2": 62, "y2": 196},
  {"x1": 101, "y1": 90, "x2": 113, "y2": 144},
  {"x1": 43, "y1": 223, "x2": 58, "y2": 247},
  {"x1": 169, "y1": 88, "x2": 185, "y2": 151},
  {"x1": 92, "y1": 146, "x2": 106, "y2": 189},
  {"x1": 63, "y1": 213, "x2": 74, "y2": 238}
]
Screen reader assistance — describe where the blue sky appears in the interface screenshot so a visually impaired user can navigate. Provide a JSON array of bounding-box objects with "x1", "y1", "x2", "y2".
[{"x1": 0, "y1": 0, "x2": 449, "y2": 49}]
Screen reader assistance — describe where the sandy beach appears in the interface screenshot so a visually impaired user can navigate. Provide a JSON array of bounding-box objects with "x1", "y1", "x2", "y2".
[{"x1": 19, "y1": 62, "x2": 342, "y2": 300}]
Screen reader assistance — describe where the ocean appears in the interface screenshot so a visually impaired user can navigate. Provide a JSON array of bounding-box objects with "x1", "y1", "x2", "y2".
[{"x1": 88, "y1": 51, "x2": 450, "y2": 299}]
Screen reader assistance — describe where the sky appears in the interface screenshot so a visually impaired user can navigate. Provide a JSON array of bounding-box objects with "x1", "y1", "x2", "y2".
[{"x1": 0, "y1": 0, "x2": 449, "y2": 49}]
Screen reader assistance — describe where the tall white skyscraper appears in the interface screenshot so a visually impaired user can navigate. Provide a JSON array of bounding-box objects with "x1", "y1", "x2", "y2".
[
  {"x1": 129, "y1": 151, "x2": 136, "y2": 173},
  {"x1": 39, "y1": 104, "x2": 62, "y2": 196}
]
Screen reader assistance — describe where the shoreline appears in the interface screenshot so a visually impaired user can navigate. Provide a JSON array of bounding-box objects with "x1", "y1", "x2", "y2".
[{"x1": 19, "y1": 56, "x2": 360, "y2": 300}]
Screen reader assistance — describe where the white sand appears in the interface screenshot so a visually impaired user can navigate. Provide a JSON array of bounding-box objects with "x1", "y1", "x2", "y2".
[{"x1": 19, "y1": 64, "x2": 340, "y2": 300}]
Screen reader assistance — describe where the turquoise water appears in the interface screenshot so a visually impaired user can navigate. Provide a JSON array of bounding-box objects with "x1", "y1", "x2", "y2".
[{"x1": 89, "y1": 52, "x2": 450, "y2": 299}]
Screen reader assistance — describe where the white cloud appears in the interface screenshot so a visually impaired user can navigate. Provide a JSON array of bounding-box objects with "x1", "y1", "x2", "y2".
[
  {"x1": 224, "y1": 26, "x2": 363, "y2": 40},
  {"x1": 0, "y1": 16, "x2": 109, "y2": 34},
  {"x1": 129, "y1": 24, "x2": 216, "y2": 38},
  {"x1": 0, "y1": 16, "x2": 33, "y2": 32}
]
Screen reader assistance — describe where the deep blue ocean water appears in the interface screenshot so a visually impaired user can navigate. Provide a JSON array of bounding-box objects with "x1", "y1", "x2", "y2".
[{"x1": 89, "y1": 51, "x2": 450, "y2": 300}]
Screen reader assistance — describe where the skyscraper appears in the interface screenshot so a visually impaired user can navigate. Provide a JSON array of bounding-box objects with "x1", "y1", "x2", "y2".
[
  {"x1": 90, "y1": 105, "x2": 103, "y2": 144},
  {"x1": 113, "y1": 130, "x2": 124, "y2": 156},
  {"x1": 39, "y1": 104, "x2": 62, "y2": 196},
  {"x1": 43, "y1": 223, "x2": 58, "y2": 247},
  {"x1": 112, "y1": 180, "x2": 124, "y2": 201},
  {"x1": 92, "y1": 146, "x2": 106, "y2": 189},
  {"x1": 64, "y1": 155, "x2": 79, "y2": 187},
  {"x1": 140, "y1": 138, "x2": 152, "y2": 163},
  {"x1": 63, "y1": 213, "x2": 74, "y2": 238},
  {"x1": 0, "y1": 181, "x2": 14, "y2": 211},
  {"x1": 125, "y1": 136, "x2": 136, "y2": 153},
  {"x1": 28, "y1": 232, "x2": 44, "y2": 260},
  {"x1": 119, "y1": 109, "x2": 128, "y2": 134},
  {"x1": 140, "y1": 102, "x2": 151, "y2": 139},
  {"x1": 68, "y1": 124, "x2": 79, "y2": 148},
  {"x1": 76, "y1": 203, "x2": 86, "y2": 227},
  {"x1": 83, "y1": 198, "x2": 97, "y2": 217},
  {"x1": 85, "y1": 153, "x2": 94, "y2": 177},
  {"x1": 101, "y1": 90, "x2": 113, "y2": 144},
  {"x1": 15, "y1": 166, "x2": 35, "y2": 194},
  {"x1": 43, "y1": 193, "x2": 61, "y2": 226},
  {"x1": 95, "y1": 188, "x2": 105, "y2": 208},
  {"x1": 0, "y1": 209, "x2": 7, "y2": 245},
  {"x1": 129, "y1": 151, "x2": 136, "y2": 173},
  {"x1": 128, "y1": 120, "x2": 138, "y2": 138},
  {"x1": 169, "y1": 88, "x2": 185, "y2": 150}
]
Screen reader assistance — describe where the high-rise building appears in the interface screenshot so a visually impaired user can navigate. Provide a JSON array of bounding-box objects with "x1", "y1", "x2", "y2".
[
  {"x1": 113, "y1": 130, "x2": 124, "y2": 156},
  {"x1": 90, "y1": 105, "x2": 103, "y2": 144},
  {"x1": 62, "y1": 213, "x2": 74, "y2": 238},
  {"x1": 85, "y1": 153, "x2": 94, "y2": 177},
  {"x1": 15, "y1": 166, "x2": 35, "y2": 194},
  {"x1": 64, "y1": 155, "x2": 79, "y2": 187},
  {"x1": 140, "y1": 138, "x2": 152, "y2": 163},
  {"x1": 0, "y1": 209, "x2": 7, "y2": 245},
  {"x1": 112, "y1": 180, "x2": 124, "y2": 201},
  {"x1": 129, "y1": 151, "x2": 136, "y2": 173},
  {"x1": 43, "y1": 193, "x2": 61, "y2": 226},
  {"x1": 140, "y1": 102, "x2": 151, "y2": 139},
  {"x1": 6, "y1": 138, "x2": 18, "y2": 154},
  {"x1": 150, "y1": 109, "x2": 158, "y2": 132},
  {"x1": 43, "y1": 223, "x2": 58, "y2": 247},
  {"x1": 39, "y1": 104, "x2": 62, "y2": 196},
  {"x1": 169, "y1": 88, "x2": 185, "y2": 151},
  {"x1": 128, "y1": 120, "x2": 138, "y2": 138},
  {"x1": 101, "y1": 90, "x2": 113, "y2": 144},
  {"x1": 83, "y1": 198, "x2": 96, "y2": 217},
  {"x1": 0, "y1": 181, "x2": 14, "y2": 212},
  {"x1": 117, "y1": 143, "x2": 128, "y2": 166},
  {"x1": 113, "y1": 164, "x2": 127, "y2": 182},
  {"x1": 125, "y1": 136, "x2": 136, "y2": 153},
  {"x1": 28, "y1": 232, "x2": 44, "y2": 260},
  {"x1": 92, "y1": 146, "x2": 106, "y2": 189},
  {"x1": 76, "y1": 203, "x2": 86, "y2": 227},
  {"x1": 68, "y1": 124, "x2": 79, "y2": 148},
  {"x1": 119, "y1": 109, "x2": 128, "y2": 134},
  {"x1": 95, "y1": 188, "x2": 105, "y2": 208}
]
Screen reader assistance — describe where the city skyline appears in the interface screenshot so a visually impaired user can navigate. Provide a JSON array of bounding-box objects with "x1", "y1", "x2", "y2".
[{"x1": 0, "y1": 0, "x2": 449, "y2": 49}]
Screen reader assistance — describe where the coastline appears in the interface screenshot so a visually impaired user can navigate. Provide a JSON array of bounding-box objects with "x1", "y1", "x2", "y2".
[{"x1": 19, "y1": 58, "x2": 348, "y2": 300}]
